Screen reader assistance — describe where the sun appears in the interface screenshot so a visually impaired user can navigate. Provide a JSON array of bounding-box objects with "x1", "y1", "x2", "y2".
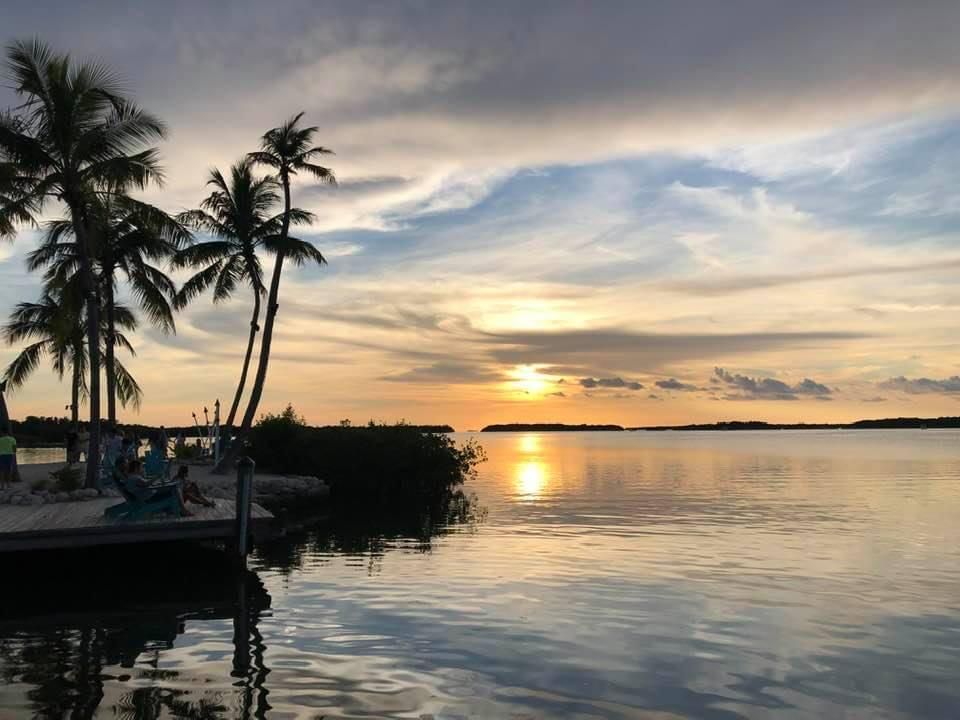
[{"x1": 511, "y1": 365, "x2": 549, "y2": 396}]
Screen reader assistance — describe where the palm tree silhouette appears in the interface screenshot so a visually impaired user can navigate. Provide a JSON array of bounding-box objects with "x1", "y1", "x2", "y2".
[
  {"x1": 3, "y1": 289, "x2": 142, "y2": 423},
  {"x1": 175, "y1": 159, "x2": 281, "y2": 430},
  {"x1": 226, "y1": 113, "x2": 333, "y2": 465},
  {"x1": 0, "y1": 39, "x2": 166, "y2": 486},
  {"x1": 30, "y1": 196, "x2": 188, "y2": 422}
]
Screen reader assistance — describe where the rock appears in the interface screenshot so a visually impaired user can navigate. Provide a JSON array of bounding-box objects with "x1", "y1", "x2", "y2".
[
  {"x1": 68, "y1": 490, "x2": 82, "y2": 501},
  {"x1": 23, "y1": 494, "x2": 44, "y2": 506},
  {"x1": 80, "y1": 488, "x2": 99, "y2": 499},
  {"x1": 55, "y1": 492, "x2": 70, "y2": 503}
]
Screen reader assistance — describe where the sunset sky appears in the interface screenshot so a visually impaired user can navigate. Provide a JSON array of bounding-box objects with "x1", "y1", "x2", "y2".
[{"x1": 3, "y1": 2, "x2": 960, "y2": 428}]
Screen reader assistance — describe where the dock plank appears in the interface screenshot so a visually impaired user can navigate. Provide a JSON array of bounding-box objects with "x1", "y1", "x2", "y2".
[{"x1": 0, "y1": 498, "x2": 275, "y2": 552}]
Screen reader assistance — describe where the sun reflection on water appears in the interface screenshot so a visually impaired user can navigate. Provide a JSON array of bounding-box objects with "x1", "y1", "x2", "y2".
[{"x1": 515, "y1": 460, "x2": 547, "y2": 499}]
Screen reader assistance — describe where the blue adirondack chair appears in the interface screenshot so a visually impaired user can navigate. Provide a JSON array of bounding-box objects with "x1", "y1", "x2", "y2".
[
  {"x1": 104, "y1": 460, "x2": 181, "y2": 521},
  {"x1": 143, "y1": 450, "x2": 169, "y2": 481}
]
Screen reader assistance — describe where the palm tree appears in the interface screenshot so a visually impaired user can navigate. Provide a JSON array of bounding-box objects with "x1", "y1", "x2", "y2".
[
  {"x1": 174, "y1": 159, "x2": 280, "y2": 429},
  {"x1": 31, "y1": 196, "x2": 189, "y2": 423},
  {"x1": 226, "y1": 113, "x2": 333, "y2": 465},
  {"x1": 3, "y1": 290, "x2": 142, "y2": 423},
  {"x1": 0, "y1": 39, "x2": 166, "y2": 487}
]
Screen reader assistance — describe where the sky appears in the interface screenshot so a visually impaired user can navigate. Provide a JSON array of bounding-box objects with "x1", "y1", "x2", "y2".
[{"x1": 3, "y1": 1, "x2": 960, "y2": 428}]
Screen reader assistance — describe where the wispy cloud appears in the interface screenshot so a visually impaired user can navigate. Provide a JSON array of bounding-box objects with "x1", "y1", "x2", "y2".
[
  {"x1": 879, "y1": 376, "x2": 960, "y2": 395},
  {"x1": 714, "y1": 367, "x2": 833, "y2": 401}
]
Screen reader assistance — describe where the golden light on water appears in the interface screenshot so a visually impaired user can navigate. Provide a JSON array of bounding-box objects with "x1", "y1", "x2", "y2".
[
  {"x1": 514, "y1": 433, "x2": 547, "y2": 498},
  {"x1": 515, "y1": 460, "x2": 547, "y2": 498},
  {"x1": 519, "y1": 434, "x2": 540, "y2": 454}
]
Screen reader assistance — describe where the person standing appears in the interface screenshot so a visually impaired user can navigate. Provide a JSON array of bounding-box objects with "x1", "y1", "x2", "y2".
[
  {"x1": 77, "y1": 423, "x2": 90, "y2": 462},
  {"x1": 157, "y1": 425, "x2": 170, "y2": 458},
  {"x1": 0, "y1": 425, "x2": 16, "y2": 490},
  {"x1": 66, "y1": 427, "x2": 80, "y2": 465}
]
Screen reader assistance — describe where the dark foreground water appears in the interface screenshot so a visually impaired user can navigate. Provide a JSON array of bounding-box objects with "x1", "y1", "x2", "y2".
[{"x1": 2, "y1": 430, "x2": 960, "y2": 719}]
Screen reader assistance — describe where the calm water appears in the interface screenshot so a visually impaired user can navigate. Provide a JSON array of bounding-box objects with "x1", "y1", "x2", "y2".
[{"x1": 2, "y1": 430, "x2": 960, "y2": 719}]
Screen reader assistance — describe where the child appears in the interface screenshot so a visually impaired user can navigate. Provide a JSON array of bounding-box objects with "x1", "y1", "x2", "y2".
[
  {"x1": 175, "y1": 464, "x2": 215, "y2": 508},
  {"x1": 0, "y1": 426, "x2": 16, "y2": 489}
]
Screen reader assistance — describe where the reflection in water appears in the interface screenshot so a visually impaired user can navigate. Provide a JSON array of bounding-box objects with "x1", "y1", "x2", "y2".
[
  {"x1": 515, "y1": 459, "x2": 547, "y2": 498},
  {"x1": 3, "y1": 431, "x2": 960, "y2": 718},
  {"x1": 518, "y1": 433, "x2": 540, "y2": 454},
  {"x1": 0, "y1": 545, "x2": 271, "y2": 719}
]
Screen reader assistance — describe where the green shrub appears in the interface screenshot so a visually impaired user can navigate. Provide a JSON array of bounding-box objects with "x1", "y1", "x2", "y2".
[
  {"x1": 173, "y1": 443, "x2": 203, "y2": 460},
  {"x1": 248, "y1": 405, "x2": 485, "y2": 506},
  {"x1": 49, "y1": 465, "x2": 82, "y2": 492}
]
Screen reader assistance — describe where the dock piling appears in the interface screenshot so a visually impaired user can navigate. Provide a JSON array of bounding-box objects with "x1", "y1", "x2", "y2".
[{"x1": 234, "y1": 456, "x2": 255, "y2": 566}]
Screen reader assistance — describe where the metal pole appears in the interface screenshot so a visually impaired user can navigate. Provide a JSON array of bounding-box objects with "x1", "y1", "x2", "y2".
[
  {"x1": 235, "y1": 456, "x2": 255, "y2": 566},
  {"x1": 213, "y1": 399, "x2": 221, "y2": 466},
  {"x1": 192, "y1": 412, "x2": 203, "y2": 447}
]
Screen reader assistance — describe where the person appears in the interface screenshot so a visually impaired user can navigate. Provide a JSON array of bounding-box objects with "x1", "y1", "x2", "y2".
[
  {"x1": 124, "y1": 431, "x2": 139, "y2": 462},
  {"x1": 0, "y1": 425, "x2": 15, "y2": 489},
  {"x1": 174, "y1": 432, "x2": 185, "y2": 455},
  {"x1": 174, "y1": 464, "x2": 215, "y2": 509},
  {"x1": 124, "y1": 460, "x2": 176, "y2": 509},
  {"x1": 102, "y1": 424, "x2": 122, "y2": 473},
  {"x1": 77, "y1": 423, "x2": 90, "y2": 462},
  {"x1": 158, "y1": 425, "x2": 169, "y2": 458},
  {"x1": 66, "y1": 428, "x2": 80, "y2": 465}
]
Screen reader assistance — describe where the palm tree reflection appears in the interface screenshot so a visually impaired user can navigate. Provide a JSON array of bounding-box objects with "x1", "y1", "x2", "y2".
[{"x1": 0, "y1": 545, "x2": 271, "y2": 719}]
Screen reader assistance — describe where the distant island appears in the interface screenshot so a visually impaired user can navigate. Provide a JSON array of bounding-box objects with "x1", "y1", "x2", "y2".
[
  {"x1": 631, "y1": 417, "x2": 960, "y2": 431},
  {"x1": 481, "y1": 423, "x2": 625, "y2": 432}
]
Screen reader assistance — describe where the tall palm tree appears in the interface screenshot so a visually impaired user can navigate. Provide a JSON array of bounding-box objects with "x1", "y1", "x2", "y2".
[
  {"x1": 0, "y1": 39, "x2": 166, "y2": 487},
  {"x1": 174, "y1": 159, "x2": 280, "y2": 429},
  {"x1": 227, "y1": 113, "x2": 333, "y2": 464},
  {"x1": 3, "y1": 290, "x2": 142, "y2": 423},
  {"x1": 31, "y1": 196, "x2": 189, "y2": 423}
]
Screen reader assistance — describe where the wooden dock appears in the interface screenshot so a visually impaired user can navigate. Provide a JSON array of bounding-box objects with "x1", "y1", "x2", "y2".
[{"x1": 0, "y1": 498, "x2": 276, "y2": 553}]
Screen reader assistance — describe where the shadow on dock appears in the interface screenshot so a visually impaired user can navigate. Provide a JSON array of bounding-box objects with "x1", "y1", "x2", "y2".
[{"x1": 0, "y1": 543, "x2": 272, "y2": 719}]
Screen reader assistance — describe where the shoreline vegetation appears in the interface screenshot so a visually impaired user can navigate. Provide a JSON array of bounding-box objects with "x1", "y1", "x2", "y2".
[
  {"x1": 482, "y1": 423, "x2": 625, "y2": 432},
  {"x1": 483, "y1": 417, "x2": 960, "y2": 432}
]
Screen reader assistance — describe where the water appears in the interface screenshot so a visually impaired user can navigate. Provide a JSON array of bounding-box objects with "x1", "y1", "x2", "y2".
[{"x1": 2, "y1": 430, "x2": 960, "y2": 719}]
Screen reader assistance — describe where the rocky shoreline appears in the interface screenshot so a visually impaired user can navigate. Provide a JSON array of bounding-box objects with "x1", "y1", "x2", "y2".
[{"x1": 2, "y1": 462, "x2": 330, "y2": 507}]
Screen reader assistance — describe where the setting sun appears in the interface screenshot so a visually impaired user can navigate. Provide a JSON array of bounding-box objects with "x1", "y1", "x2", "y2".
[{"x1": 510, "y1": 365, "x2": 550, "y2": 396}]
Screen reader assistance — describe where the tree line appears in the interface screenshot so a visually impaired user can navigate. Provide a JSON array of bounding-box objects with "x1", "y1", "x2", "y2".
[{"x1": 0, "y1": 39, "x2": 335, "y2": 485}]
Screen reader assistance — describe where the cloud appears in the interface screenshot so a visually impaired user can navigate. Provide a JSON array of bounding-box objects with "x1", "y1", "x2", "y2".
[
  {"x1": 655, "y1": 378, "x2": 699, "y2": 391},
  {"x1": 879, "y1": 376, "x2": 960, "y2": 394},
  {"x1": 862, "y1": 396, "x2": 887, "y2": 403},
  {"x1": 486, "y1": 329, "x2": 870, "y2": 373},
  {"x1": 380, "y1": 361, "x2": 499, "y2": 384},
  {"x1": 660, "y1": 258, "x2": 960, "y2": 297},
  {"x1": 547, "y1": 391, "x2": 566, "y2": 397},
  {"x1": 714, "y1": 367, "x2": 833, "y2": 401},
  {"x1": 579, "y1": 377, "x2": 643, "y2": 390}
]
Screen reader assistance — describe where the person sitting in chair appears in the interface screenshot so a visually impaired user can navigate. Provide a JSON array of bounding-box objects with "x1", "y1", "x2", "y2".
[{"x1": 174, "y1": 465, "x2": 215, "y2": 508}]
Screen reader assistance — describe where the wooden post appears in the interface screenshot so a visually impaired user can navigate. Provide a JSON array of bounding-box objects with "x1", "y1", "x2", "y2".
[{"x1": 234, "y1": 456, "x2": 255, "y2": 566}]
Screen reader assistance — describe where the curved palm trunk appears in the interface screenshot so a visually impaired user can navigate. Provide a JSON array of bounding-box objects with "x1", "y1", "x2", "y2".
[
  {"x1": 216, "y1": 177, "x2": 290, "y2": 473},
  {"x1": 104, "y1": 270, "x2": 117, "y2": 424},
  {"x1": 225, "y1": 292, "x2": 262, "y2": 429},
  {"x1": 69, "y1": 201, "x2": 101, "y2": 489}
]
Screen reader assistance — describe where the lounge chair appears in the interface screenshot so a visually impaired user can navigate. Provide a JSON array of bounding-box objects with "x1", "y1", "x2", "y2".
[
  {"x1": 143, "y1": 450, "x2": 169, "y2": 481},
  {"x1": 104, "y1": 463, "x2": 181, "y2": 521}
]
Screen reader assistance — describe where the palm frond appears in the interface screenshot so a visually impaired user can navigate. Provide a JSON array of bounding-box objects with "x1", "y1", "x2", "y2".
[
  {"x1": 2, "y1": 340, "x2": 49, "y2": 389},
  {"x1": 113, "y1": 357, "x2": 142, "y2": 410}
]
